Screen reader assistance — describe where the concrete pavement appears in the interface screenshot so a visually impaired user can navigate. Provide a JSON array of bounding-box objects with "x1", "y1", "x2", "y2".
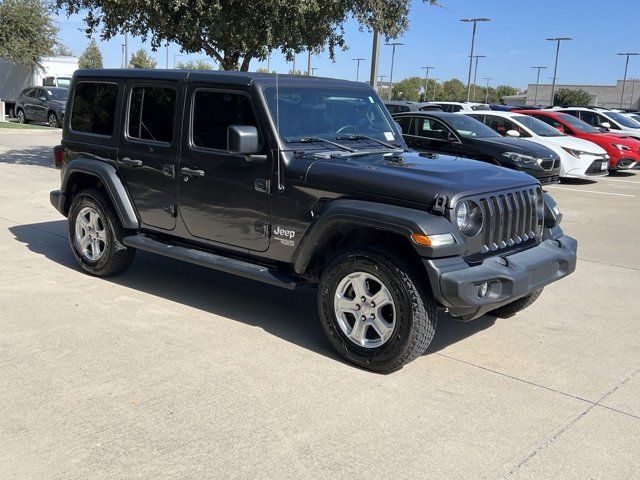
[{"x1": 1, "y1": 130, "x2": 639, "y2": 479}]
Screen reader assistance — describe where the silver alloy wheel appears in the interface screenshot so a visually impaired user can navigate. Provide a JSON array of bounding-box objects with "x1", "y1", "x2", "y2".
[
  {"x1": 334, "y1": 271, "x2": 396, "y2": 349},
  {"x1": 17, "y1": 110, "x2": 25, "y2": 123},
  {"x1": 75, "y1": 206, "x2": 107, "y2": 261},
  {"x1": 48, "y1": 113, "x2": 58, "y2": 128}
]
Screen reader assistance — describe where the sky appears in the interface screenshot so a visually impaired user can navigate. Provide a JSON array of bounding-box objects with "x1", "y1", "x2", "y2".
[{"x1": 52, "y1": 0, "x2": 640, "y2": 90}]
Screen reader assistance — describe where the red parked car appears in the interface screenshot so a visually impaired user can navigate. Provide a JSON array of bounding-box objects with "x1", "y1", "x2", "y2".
[{"x1": 516, "y1": 110, "x2": 640, "y2": 171}]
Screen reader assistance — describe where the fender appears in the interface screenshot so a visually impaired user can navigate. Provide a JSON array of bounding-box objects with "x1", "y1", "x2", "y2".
[
  {"x1": 292, "y1": 199, "x2": 464, "y2": 274},
  {"x1": 60, "y1": 159, "x2": 139, "y2": 229}
]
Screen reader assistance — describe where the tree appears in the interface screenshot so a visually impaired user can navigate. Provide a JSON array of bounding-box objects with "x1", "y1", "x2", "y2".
[
  {"x1": 554, "y1": 88, "x2": 592, "y2": 107},
  {"x1": 391, "y1": 76, "x2": 422, "y2": 101},
  {"x1": 0, "y1": 0, "x2": 58, "y2": 67},
  {"x1": 78, "y1": 39, "x2": 103, "y2": 68},
  {"x1": 52, "y1": 43, "x2": 74, "y2": 56},
  {"x1": 493, "y1": 85, "x2": 519, "y2": 104},
  {"x1": 54, "y1": 0, "x2": 438, "y2": 71},
  {"x1": 129, "y1": 49, "x2": 157, "y2": 69},
  {"x1": 439, "y1": 79, "x2": 466, "y2": 101},
  {"x1": 176, "y1": 59, "x2": 213, "y2": 70}
]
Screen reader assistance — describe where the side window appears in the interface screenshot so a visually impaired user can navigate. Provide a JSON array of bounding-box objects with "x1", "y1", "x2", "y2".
[
  {"x1": 191, "y1": 90, "x2": 259, "y2": 150},
  {"x1": 563, "y1": 110, "x2": 579, "y2": 119},
  {"x1": 395, "y1": 116, "x2": 413, "y2": 134},
  {"x1": 601, "y1": 114, "x2": 619, "y2": 129},
  {"x1": 70, "y1": 82, "x2": 118, "y2": 136},
  {"x1": 505, "y1": 119, "x2": 530, "y2": 137},
  {"x1": 386, "y1": 105, "x2": 398, "y2": 114},
  {"x1": 450, "y1": 105, "x2": 462, "y2": 112},
  {"x1": 399, "y1": 105, "x2": 410, "y2": 113},
  {"x1": 416, "y1": 117, "x2": 451, "y2": 140},
  {"x1": 579, "y1": 111, "x2": 604, "y2": 128},
  {"x1": 484, "y1": 116, "x2": 508, "y2": 135},
  {"x1": 534, "y1": 115, "x2": 572, "y2": 134},
  {"x1": 127, "y1": 86, "x2": 176, "y2": 143},
  {"x1": 34, "y1": 88, "x2": 44, "y2": 100}
]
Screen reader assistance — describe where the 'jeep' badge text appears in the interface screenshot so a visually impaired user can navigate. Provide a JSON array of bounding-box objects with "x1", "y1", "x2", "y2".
[{"x1": 273, "y1": 226, "x2": 296, "y2": 247}]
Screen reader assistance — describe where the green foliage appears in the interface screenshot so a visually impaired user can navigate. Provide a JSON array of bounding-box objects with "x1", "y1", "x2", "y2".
[
  {"x1": 493, "y1": 85, "x2": 519, "y2": 104},
  {"x1": 54, "y1": 0, "x2": 438, "y2": 71},
  {"x1": 52, "y1": 43, "x2": 73, "y2": 56},
  {"x1": 176, "y1": 59, "x2": 213, "y2": 70},
  {"x1": 78, "y1": 38, "x2": 103, "y2": 69},
  {"x1": 256, "y1": 67, "x2": 277, "y2": 74},
  {"x1": 554, "y1": 88, "x2": 592, "y2": 107},
  {"x1": 129, "y1": 49, "x2": 157, "y2": 69},
  {"x1": 437, "y1": 79, "x2": 466, "y2": 101},
  {"x1": 287, "y1": 68, "x2": 304, "y2": 75},
  {"x1": 391, "y1": 76, "x2": 422, "y2": 101},
  {"x1": 0, "y1": 0, "x2": 58, "y2": 67}
]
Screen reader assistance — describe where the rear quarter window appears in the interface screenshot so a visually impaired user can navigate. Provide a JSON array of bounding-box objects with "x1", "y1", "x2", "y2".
[{"x1": 70, "y1": 82, "x2": 118, "y2": 136}]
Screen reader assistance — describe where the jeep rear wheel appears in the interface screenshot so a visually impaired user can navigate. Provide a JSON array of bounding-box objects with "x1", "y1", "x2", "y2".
[
  {"x1": 318, "y1": 247, "x2": 437, "y2": 373},
  {"x1": 68, "y1": 188, "x2": 136, "y2": 276}
]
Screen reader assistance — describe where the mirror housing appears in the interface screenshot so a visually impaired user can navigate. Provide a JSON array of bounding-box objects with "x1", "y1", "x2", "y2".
[
  {"x1": 228, "y1": 125, "x2": 259, "y2": 154},
  {"x1": 506, "y1": 129, "x2": 521, "y2": 138},
  {"x1": 38, "y1": 96, "x2": 47, "y2": 102},
  {"x1": 600, "y1": 122, "x2": 611, "y2": 131},
  {"x1": 555, "y1": 126, "x2": 565, "y2": 133},
  {"x1": 438, "y1": 130, "x2": 456, "y2": 142}
]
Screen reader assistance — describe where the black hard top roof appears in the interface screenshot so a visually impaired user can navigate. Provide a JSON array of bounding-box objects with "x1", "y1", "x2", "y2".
[{"x1": 73, "y1": 68, "x2": 369, "y2": 89}]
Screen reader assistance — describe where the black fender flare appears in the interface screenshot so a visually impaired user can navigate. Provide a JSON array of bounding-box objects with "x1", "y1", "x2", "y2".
[
  {"x1": 61, "y1": 158, "x2": 139, "y2": 229},
  {"x1": 292, "y1": 199, "x2": 463, "y2": 274}
]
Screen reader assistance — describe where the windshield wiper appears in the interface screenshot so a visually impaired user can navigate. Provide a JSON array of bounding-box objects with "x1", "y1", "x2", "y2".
[
  {"x1": 286, "y1": 137, "x2": 355, "y2": 152},
  {"x1": 335, "y1": 133, "x2": 404, "y2": 150}
]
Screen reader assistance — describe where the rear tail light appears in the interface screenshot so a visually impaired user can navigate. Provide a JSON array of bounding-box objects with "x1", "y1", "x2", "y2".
[{"x1": 52, "y1": 145, "x2": 63, "y2": 168}]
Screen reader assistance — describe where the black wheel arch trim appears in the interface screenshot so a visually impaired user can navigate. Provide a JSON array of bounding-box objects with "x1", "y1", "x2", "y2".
[
  {"x1": 60, "y1": 158, "x2": 139, "y2": 229},
  {"x1": 292, "y1": 199, "x2": 464, "y2": 275}
]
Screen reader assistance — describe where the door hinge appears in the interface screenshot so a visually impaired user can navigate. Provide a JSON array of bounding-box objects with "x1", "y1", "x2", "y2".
[
  {"x1": 432, "y1": 194, "x2": 447, "y2": 215},
  {"x1": 164, "y1": 205, "x2": 177, "y2": 217},
  {"x1": 254, "y1": 178, "x2": 271, "y2": 194},
  {"x1": 162, "y1": 164, "x2": 175, "y2": 178},
  {"x1": 254, "y1": 222, "x2": 271, "y2": 238}
]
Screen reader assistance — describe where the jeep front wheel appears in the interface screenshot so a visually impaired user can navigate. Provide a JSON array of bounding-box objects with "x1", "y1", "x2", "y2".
[
  {"x1": 68, "y1": 188, "x2": 136, "y2": 276},
  {"x1": 318, "y1": 248, "x2": 437, "y2": 372}
]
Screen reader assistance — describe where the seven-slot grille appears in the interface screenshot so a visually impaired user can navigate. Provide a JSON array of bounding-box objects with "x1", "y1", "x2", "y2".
[{"x1": 477, "y1": 187, "x2": 543, "y2": 253}]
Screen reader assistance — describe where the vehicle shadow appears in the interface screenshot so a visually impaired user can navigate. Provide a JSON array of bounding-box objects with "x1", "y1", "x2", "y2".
[
  {"x1": 0, "y1": 146, "x2": 55, "y2": 168},
  {"x1": 8, "y1": 220, "x2": 496, "y2": 365},
  {"x1": 558, "y1": 178, "x2": 597, "y2": 186}
]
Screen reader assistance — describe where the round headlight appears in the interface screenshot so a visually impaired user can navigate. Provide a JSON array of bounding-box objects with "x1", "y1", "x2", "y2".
[{"x1": 455, "y1": 200, "x2": 483, "y2": 237}]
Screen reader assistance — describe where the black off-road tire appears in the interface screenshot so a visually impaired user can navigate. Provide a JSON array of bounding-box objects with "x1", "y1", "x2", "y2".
[
  {"x1": 318, "y1": 247, "x2": 437, "y2": 373},
  {"x1": 489, "y1": 289, "x2": 543, "y2": 318},
  {"x1": 68, "y1": 188, "x2": 136, "y2": 277}
]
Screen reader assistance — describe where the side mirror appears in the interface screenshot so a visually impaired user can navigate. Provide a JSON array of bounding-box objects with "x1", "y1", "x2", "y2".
[
  {"x1": 555, "y1": 126, "x2": 565, "y2": 133},
  {"x1": 438, "y1": 130, "x2": 455, "y2": 142},
  {"x1": 506, "y1": 129, "x2": 521, "y2": 138},
  {"x1": 228, "y1": 125, "x2": 259, "y2": 154},
  {"x1": 38, "y1": 96, "x2": 47, "y2": 102},
  {"x1": 600, "y1": 122, "x2": 611, "y2": 131}
]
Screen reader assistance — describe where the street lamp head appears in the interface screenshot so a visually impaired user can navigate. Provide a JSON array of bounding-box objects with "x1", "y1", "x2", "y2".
[
  {"x1": 470, "y1": 54, "x2": 487, "y2": 59},
  {"x1": 351, "y1": 57, "x2": 366, "y2": 61},
  {"x1": 532, "y1": 66, "x2": 547, "y2": 69},
  {"x1": 460, "y1": 17, "x2": 491, "y2": 22},
  {"x1": 546, "y1": 37, "x2": 572, "y2": 41},
  {"x1": 384, "y1": 42, "x2": 405, "y2": 47},
  {"x1": 617, "y1": 52, "x2": 640, "y2": 56},
  {"x1": 421, "y1": 66, "x2": 434, "y2": 70}
]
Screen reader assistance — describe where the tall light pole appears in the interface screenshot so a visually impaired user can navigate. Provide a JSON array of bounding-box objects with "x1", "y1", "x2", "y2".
[
  {"x1": 461, "y1": 18, "x2": 491, "y2": 102},
  {"x1": 385, "y1": 42, "x2": 404, "y2": 100},
  {"x1": 421, "y1": 66, "x2": 434, "y2": 101},
  {"x1": 377, "y1": 75, "x2": 387, "y2": 96},
  {"x1": 546, "y1": 37, "x2": 572, "y2": 106},
  {"x1": 617, "y1": 52, "x2": 640, "y2": 109},
  {"x1": 531, "y1": 66, "x2": 547, "y2": 105},
  {"x1": 369, "y1": 30, "x2": 381, "y2": 88},
  {"x1": 173, "y1": 53, "x2": 183, "y2": 68},
  {"x1": 471, "y1": 54, "x2": 486, "y2": 101},
  {"x1": 352, "y1": 58, "x2": 366, "y2": 82},
  {"x1": 311, "y1": 67, "x2": 319, "y2": 76},
  {"x1": 165, "y1": 43, "x2": 169, "y2": 69},
  {"x1": 483, "y1": 77, "x2": 492, "y2": 103},
  {"x1": 124, "y1": 32, "x2": 128, "y2": 68},
  {"x1": 121, "y1": 43, "x2": 126, "y2": 68},
  {"x1": 432, "y1": 78, "x2": 439, "y2": 101},
  {"x1": 307, "y1": 51, "x2": 312, "y2": 76}
]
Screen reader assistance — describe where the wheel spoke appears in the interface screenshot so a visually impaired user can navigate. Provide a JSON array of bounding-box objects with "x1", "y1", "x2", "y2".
[
  {"x1": 349, "y1": 318, "x2": 367, "y2": 345},
  {"x1": 335, "y1": 295, "x2": 356, "y2": 314},
  {"x1": 371, "y1": 287, "x2": 393, "y2": 308},
  {"x1": 79, "y1": 235, "x2": 91, "y2": 249},
  {"x1": 370, "y1": 316, "x2": 393, "y2": 342},
  {"x1": 350, "y1": 274, "x2": 369, "y2": 300}
]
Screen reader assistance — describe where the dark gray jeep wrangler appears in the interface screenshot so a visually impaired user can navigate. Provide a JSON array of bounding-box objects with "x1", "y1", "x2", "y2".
[{"x1": 50, "y1": 69, "x2": 577, "y2": 372}]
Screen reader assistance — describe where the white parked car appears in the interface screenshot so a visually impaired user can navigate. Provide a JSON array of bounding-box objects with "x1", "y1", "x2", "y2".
[
  {"x1": 556, "y1": 107, "x2": 640, "y2": 141},
  {"x1": 429, "y1": 101, "x2": 491, "y2": 112},
  {"x1": 462, "y1": 111, "x2": 609, "y2": 178}
]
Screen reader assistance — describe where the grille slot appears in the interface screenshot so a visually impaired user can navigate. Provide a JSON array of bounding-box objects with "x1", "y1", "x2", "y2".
[{"x1": 477, "y1": 187, "x2": 542, "y2": 253}]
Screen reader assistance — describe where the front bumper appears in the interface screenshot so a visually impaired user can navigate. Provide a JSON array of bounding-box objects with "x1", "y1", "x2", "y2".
[{"x1": 424, "y1": 235, "x2": 577, "y2": 321}]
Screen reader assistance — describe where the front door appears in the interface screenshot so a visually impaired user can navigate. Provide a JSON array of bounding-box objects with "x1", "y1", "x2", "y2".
[
  {"x1": 409, "y1": 116, "x2": 464, "y2": 156},
  {"x1": 178, "y1": 86, "x2": 271, "y2": 252},
  {"x1": 118, "y1": 80, "x2": 182, "y2": 230}
]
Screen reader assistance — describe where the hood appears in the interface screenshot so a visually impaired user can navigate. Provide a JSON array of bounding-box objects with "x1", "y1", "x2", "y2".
[
  {"x1": 469, "y1": 137, "x2": 558, "y2": 158},
  {"x1": 540, "y1": 135, "x2": 607, "y2": 154},
  {"x1": 600, "y1": 132, "x2": 640, "y2": 146},
  {"x1": 302, "y1": 150, "x2": 538, "y2": 207}
]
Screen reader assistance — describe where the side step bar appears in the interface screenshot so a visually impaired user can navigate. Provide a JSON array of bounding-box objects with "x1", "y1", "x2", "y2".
[{"x1": 123, "y1": 235, "x2": 303, "y2": 290}]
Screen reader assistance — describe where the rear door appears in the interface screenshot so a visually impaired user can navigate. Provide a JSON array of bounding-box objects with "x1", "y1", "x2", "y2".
[
  {"x1": 32, "y1": 88, "x2": 48, "y2": 122},
  {"x1": 117, "y1": 80, "x2": 183, "y2": 231}
]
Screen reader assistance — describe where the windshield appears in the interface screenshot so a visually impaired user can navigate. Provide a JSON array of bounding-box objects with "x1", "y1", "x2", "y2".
[
  {"x1": 629, "y1": 114, "x2": 640, "y2": 123},
  {"x1": 515, "y1": 115, "x2": 564, "y2": 137},
  {"x1": 447, "y1": 115, "x2": 500, "y2": 138},
  {"x1": 605, "y1": 111, "x2": 640, "y2": 128},
  {"x1": 263, "y1": 86, "x2": 399, "y2": 145},
  {"x1": 556, "y1": 113, "x2": 600, "y2": 134},
  {"x1": 57, "y1": 77, "x2": 71, "y2": 87},
  {"x1": 45, "y1": 88, "x2": 69, "y2": 101}
]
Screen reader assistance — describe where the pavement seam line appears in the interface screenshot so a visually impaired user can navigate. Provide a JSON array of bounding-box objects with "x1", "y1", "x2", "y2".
[{"x1": 577, "y1": 256, "x2": 640, "y2": 272}]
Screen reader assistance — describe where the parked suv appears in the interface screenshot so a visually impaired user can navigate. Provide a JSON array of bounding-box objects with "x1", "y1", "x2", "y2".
[
  {"x1": 15, "y1": 86, "x2": 68, "y2": 127},
  {"x1": 50, "y1": 70, "x2": 577, "y2": 372}
]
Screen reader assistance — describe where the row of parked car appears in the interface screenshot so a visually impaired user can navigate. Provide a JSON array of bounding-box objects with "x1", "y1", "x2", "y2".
[{"x1": 384, "y1": 100, "x2": 640, "y2": 182}]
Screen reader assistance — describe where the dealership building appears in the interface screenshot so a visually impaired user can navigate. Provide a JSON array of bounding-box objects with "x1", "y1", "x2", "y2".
[{"x1": 503, "y1": 79, "x2": 640, "y2": 108}]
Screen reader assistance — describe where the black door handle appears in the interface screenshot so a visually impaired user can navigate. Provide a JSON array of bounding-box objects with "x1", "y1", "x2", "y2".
[
  {"x1": 122, "y1": 157, "x2": 143, "y2": 167},
  {"x1": 180, "y1": 167, "x2": 205, "y2": 177}
]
